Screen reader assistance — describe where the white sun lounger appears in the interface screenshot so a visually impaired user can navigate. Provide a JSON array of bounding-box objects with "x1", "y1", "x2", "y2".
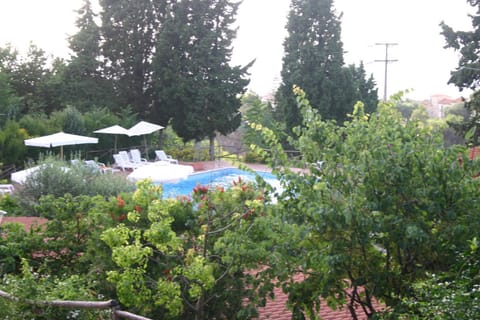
[
  {"x1": 155, "y1": 150, "x2": 178, "y2": 164},
  {"x1": 129, "y1": 149, "x2": 148, "y2": 165},
  {"x1": 113, "y1": 153, "x2": 143, "y2": 171},
  {"x1": 0, "y1": 184, "x2": 14, "y2": 195}
]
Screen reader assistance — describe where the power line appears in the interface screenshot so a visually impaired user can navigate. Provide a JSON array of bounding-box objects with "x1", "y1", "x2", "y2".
[{"x1": 375, "y1": 43, "x2": 398, "y2": 101}]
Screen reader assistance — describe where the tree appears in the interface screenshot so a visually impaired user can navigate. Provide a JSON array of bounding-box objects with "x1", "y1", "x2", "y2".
[
  {"x1": 49, "y1": 106, "x2": 87, "y2": 135},
  {"x1": 0, "y1": 193, "x2": 125, "y2": 319},
  {"x1": 397, "y1": 238, "x2": 480, "y2": 319},
  {"x1": 0, "y1": 44, "x2": 68, "y2": 116},
  {"x1": 275, "y1": 0, "x2": 378, "y2": 136},
  {"x1": 410, "y1": 104, "x2": 429, "y2": 123},
  {"x1": 441, "y1": 1, "x2": 480, "y2": 144},
  {"x1": 99, "y1": 0, "x2": 166, "y2": 116},
  {"x1": 63, "y1": 0, "x2": 117, "y2": 112},
  {"x1": 152, "y1": 0, "x2": 251, "y2": 159},
  {"x1": 0, "y1": 121, "x2": 28, "y2": 166},
  {"x1": 241, "y1": 93, "x2": 286, "y2": 161},
  {"x1": 396, "y1": 101, "x2": 416, "y2": 120},
  {"x1": 0, "y1": 71, "x2": 22, "y2": 126},
  {"x1": 101, "y1": 179, "x2": 269, "y2": 319},
  {"x1": 348, "y1": 62, "x2": 378, "y2": 114},
  {"x1": 3, "y1": 44, "x2": 53, "y2": 115},
  {"x1": 237, "y1": 88, "x2": 480, "y2": 319}
]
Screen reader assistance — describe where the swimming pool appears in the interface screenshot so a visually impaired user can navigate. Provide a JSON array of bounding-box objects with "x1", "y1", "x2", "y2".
[{"x1": 161, "y1": 167, "x2": 280, "y2": 198}]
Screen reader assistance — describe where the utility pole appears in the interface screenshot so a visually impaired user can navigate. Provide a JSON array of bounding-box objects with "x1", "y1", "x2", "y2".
[{"x1": 375, "y1": 43, "x2": 398, "y2": 101}]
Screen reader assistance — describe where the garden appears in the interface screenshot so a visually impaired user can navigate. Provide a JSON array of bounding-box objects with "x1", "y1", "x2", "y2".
[{"x1": 1, "y1": 90, "x2": 479, "y2": 319}]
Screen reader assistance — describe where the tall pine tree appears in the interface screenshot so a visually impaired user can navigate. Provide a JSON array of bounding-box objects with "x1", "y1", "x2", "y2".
[
  {"x1": 64, "y1": 0, "x2": 116, "y2": 112},
  {"x1": 99, "y1": 0, "x2": 167, "y2": 117},
  {"x1": 276, "y1": 0, "x2": 377, "y2": 134},
  {"x1": 152, "y1": 0, "x2": 251, "y2": 159}
]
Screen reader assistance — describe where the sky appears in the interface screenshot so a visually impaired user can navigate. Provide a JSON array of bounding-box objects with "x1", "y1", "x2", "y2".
[{"x1": 0, "y1": 0, "x2": 475, "y2": 101}]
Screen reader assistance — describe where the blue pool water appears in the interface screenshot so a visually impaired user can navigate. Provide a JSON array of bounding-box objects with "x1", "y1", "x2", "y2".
[{"x1": 161, "y1": 168, "x2": 280, "y2": 198}]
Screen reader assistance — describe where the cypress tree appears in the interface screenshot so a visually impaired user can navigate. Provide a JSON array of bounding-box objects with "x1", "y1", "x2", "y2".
[
  {"x1": 64, "y1": 0, "x2": 116, "y2": 112},
  {"x1": 99, "y1": 0, "x2": 166, "y2": 117},
  {"x1": 152, "y1": 0, "x2": 251, "y2": 159},
  {"x1": 276, "y1": 0, "x2": 377, "y2": 134}
]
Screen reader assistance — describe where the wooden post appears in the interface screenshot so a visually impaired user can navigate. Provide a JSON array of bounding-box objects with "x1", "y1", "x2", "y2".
[{"x1": 0, "y1": 290, "x2": 153, "y2": 320}]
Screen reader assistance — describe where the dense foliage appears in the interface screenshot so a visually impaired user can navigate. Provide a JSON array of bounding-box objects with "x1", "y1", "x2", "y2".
[
  {"x1": 1, "y1": 87, "x2": 480, "y2": 318},
  {"x1": 275, "y1": 0, "x2": 378, "y2": 136},
  {"x1": 1, "y1": 1, "x2": 480, "y2": 318},
  {"x1": 0, "y1": 173, "x2": 273, "y2": 319},
  {"x1": 239, "y1": 87, "x2": 480, "y2": 319},
  {"x1": 63, "y1": 0, "x2": 117, "y2": 112},
  {"x1": 0, "y1": 193, "x2": 119, "y2": 319},
  {"x1": 441, "y1": 0, "x2": 480, "y2": 144},
  {"x1": 394, "y1": 238, "x2": 480, "y2": 319},
  {"x1": 13, "y1": 157, "x2": 135, "y2": 215},
  {"x1": 152, "y1": 0, "x2": 251, "y2": 159},
  {"x1": 241, "y1": 93, "x2": 286, "y2": 162},
  {"x1": 0, "y1": 0, "x2": 250, "y2": 167},
  {"x1": 101, "y1": 177, "x2": 272, "y2": 319}
]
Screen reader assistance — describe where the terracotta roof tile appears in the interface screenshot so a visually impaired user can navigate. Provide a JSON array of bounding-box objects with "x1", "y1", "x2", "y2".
[
  {"x1": 469, "y1": 146, "x2": 480, "y2": 160},
  {"x1": 255, "y1": 274, "x2": 383, "y2": 320},
  {"x1": 1, "y1": 217, "x2": 48, "y2": 231},
  {"x1": 256, "y1": 288, "x2": 371, "y2": 319}
]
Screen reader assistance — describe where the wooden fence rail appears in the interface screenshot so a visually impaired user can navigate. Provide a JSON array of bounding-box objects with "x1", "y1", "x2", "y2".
[{"x1": 0, "y1": 289, "x2": 152, "y2": 320}]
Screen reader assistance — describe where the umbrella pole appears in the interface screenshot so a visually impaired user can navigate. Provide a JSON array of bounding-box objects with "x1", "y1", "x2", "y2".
[
  {"x1": 114, "y1": 135, "x2": 118, "y2": 153},
  {"x1": 144, "y1": 136, "x2": 148, "y2": 160},
  {"x1": 60, "y1": 146, "x2": 64, "y2": 161}
]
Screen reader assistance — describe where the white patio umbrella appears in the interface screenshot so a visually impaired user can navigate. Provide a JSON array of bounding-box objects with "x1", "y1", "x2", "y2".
[
  {"x1": 127, "y1": 121, "x2": 164, "y2": 136},
  {"x1": 24, "y1": 132, "x2": 98, "y2": 160},
  {"x1": 11, "y1": 164, "x2": 70, "y2": 184},
  {"x1": 11, "y1": 166, "x2": 41, "y2": 184},
  {"x1": 94, "y1": 125, "x2": 130, "y2": 152},
  {"x1": 127, "y1": 121, "x2": 165, "y2": 159}
]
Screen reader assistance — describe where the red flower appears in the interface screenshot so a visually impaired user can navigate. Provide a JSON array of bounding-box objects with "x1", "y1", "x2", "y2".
[
  {"x1": 193, "y1": 185, "x2": 209, "y2": 194},
  {"x1": 135, "y1": 205, "x2": 142, "y2": 213},
  {"x1": 233, "y1": 177, "x2": 242, "y2": 186},
  {"x1": 116, "y1": 196, "x2": 125, "y2": 208}
]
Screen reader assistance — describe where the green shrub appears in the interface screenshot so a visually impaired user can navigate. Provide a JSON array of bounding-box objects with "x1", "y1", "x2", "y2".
[
  {"x1": 0, "y1": 121, "x2": 28, "y2": 166},
  {"x1": 243, "y1": 150, "x2": 266, "y2": 164},
  {"x1": 0, "y1": 193, "x2": 23, "y2": 216},
  {"x1": 0, "y1": 260, "x2": 111, "y2": 320},
  {"x1": 153, "y1": 126, "x2": 212, "y2": 161},
  {"x1": 13, "y1": 158, "x2": 135, "y2": 215}
]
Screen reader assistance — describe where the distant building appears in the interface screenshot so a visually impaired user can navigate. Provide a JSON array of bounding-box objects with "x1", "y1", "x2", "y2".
[{"x1": 418, "y1": 94, "x2": 463, "y2": 118}]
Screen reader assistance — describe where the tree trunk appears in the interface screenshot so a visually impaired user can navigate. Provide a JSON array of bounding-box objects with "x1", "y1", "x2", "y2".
[
  {"x1": 195, "y1": 294, "x2": 205, "y2": 320},
  {"x1": 209, "y1": 135, "x2": 215, "y2": 160}
]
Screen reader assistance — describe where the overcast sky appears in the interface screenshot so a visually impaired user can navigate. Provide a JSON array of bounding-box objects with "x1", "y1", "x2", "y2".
[{"x1": 0, "y1": 0, "x2": 475, "y2": 100}]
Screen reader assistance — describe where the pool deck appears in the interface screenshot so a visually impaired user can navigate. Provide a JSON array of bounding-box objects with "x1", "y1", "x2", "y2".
[
  {"x1": 180, "y1": 160, "x2": 271, "y2": 173},
  {"x1": 115, "y1": 160, "x2": 306, "y2": 180}
]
